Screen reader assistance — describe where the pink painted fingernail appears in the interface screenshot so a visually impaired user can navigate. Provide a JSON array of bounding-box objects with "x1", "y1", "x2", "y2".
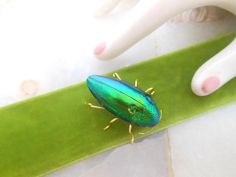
[
  {"x1": 94, "y1": 42, "x2": 106, "y2": 55},
  {"x1": 202, "y1": 76, "x2": 220, "y2": 93}
]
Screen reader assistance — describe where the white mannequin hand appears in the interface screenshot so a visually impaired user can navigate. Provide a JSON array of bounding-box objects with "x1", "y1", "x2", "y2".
[{"x1": 93, "y1": 0, "x2": 236, "y2": 96}]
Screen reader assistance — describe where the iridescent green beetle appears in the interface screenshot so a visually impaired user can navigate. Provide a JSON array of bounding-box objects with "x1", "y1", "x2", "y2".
[{"x1": 86, "y1": 73, "x2": 161, "y2": 143}]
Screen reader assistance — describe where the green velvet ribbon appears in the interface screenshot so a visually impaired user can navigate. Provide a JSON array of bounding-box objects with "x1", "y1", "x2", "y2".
[{"x1": 0, "y1": 32, "x2": 235, "y2": 177}]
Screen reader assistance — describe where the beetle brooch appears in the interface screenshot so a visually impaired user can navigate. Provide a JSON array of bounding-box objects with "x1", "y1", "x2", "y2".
[{"x1": 86, "y1": 73, "x2": 161, "y2": 143}]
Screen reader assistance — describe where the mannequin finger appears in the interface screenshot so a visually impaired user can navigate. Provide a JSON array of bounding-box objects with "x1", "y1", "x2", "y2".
[
  {"x1": 94, "y1": 0, "x2": 123, "y2": 17},
  {"x1": 191, "y1": 38, "x2": 236, "y2": 96},
  {"x1": 94, "y1": 0, "x2": 236, "y2": 60}
]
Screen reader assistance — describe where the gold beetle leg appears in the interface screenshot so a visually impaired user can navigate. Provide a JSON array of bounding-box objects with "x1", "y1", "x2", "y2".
[
  {"x1": 159, "y1": 109, "x2": 162, "y2": 121},
  {"x1": 138, "y1": 127, "x2": 154, "y2": 135},
  {"x1": 150, "y1": 90, "x2": 155, "y2": 95},
  {"x1": 134, "y1": 79, "x2": 138, "y2": 87},
  {"x1": 113, "y1": 73, "x2": 122, "y2": 80},
  {"x1": 104, "y1": 117, "x2": 119, "y2": 131},
  {"x1": 86, "y1": 102, "x2": 105, "y2": 110},
  {"x1": 134, "y1": 79, "x2": 155, "y2": 94},
  {"x1": 145, "y1": 87, "x2": 155, "y2": 95},
  {"x1": 129, "y1": 124, "x2": 135, "y2": 144}
]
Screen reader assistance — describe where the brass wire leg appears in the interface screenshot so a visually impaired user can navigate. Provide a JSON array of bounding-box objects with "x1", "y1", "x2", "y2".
[
  {"x1": 145, "y1": 87, "x2": 156, "y2": 95},
  {"x1": 104, "y1": 118, "x2": 119, "y2": 131},
  {"x1": 113, "y1": 73, "x2": 122, "y2": 80},
  {"x1": 139, "y1": 127, "x2": 154, "y2": 135},
  {"x1": 150, "y1": 90, "x2": 155, "y2": 95},
  {"x1": 134, "y1": 79, "x2": 138, "y2": 87},
  {"x1": 129, "y1": 124, "x2": 134, "y2": 144},
  {"x1": 87, "y1": 102, "x2": 105, "y2": 110},
  {"x1": 159, "y1": 109, "x2": 162, "y2": 121}
]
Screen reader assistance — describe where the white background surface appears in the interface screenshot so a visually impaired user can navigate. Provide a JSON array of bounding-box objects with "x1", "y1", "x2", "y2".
[{"x1": 0, "y1": 0, "x2": 235, "y2": 177}]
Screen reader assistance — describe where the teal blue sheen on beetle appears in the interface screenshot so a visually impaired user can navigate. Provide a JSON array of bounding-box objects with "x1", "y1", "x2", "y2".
[{"x1": 87, "y1": 75, "x2": 160, "y2": 127}]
